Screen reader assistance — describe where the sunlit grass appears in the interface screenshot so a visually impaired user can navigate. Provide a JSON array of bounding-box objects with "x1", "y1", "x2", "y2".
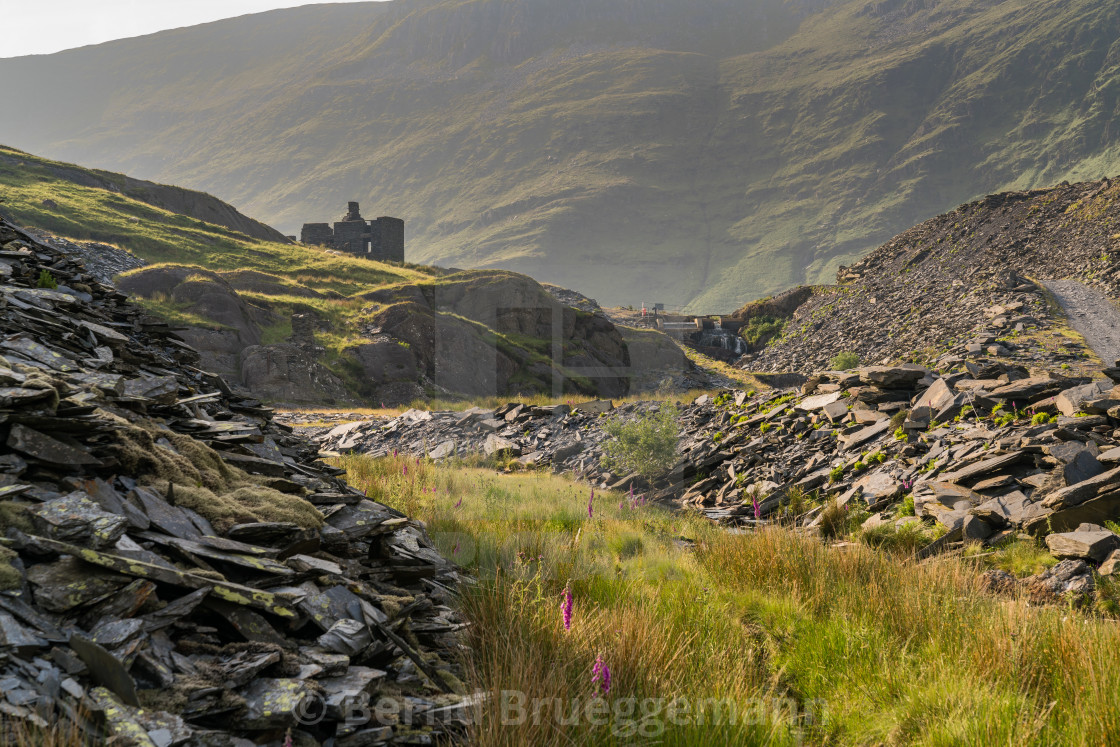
[{"x1": 335, "y1": 454, "x2": 1120, "y2": 745}]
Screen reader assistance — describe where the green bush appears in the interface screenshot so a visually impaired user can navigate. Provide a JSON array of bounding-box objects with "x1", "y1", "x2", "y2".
[
  {"x1": 37, "y1": 269, "x2": 58, "y2": 289},
  {"x1": 740, "y1": 315, "x2": 787, "y2": 348},
  {"x1": 895, "y1": 494, "x2": 916, "y2": 517},
  {"x1": 601, "y1": 403, "x2": 681, "y2": 482},
  {"x1": 830, "y1": 351, "x2": 860, "y2": 370}
]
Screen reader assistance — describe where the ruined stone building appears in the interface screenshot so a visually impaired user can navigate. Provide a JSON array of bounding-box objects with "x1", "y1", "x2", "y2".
[{"x1": 300, "y1": 202, "x2": 404, "y2": 262}]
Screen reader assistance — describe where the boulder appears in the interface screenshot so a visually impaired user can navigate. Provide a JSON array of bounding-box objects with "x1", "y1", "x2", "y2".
[
  {"x1": 1099, "y1": 550, "x2": 1120, "y2": 576},
  {"x1": 483, "y1": 434, "x2": 521, "y2": 457},
  {"x1": 1056, "y1": 381, "x2": 1111, "y2": 417},
  {"x1": 1045, "y1": 530, "x2": 1120, "y2": 562},
  {"x1": 858, "y1": 366, "x2": 926, "y2": 389},
  {"x1": 1023, "y1": 559, "x2": 1095, "y2": 601},
  {"x1": 822, "y1": 400, "x2": 849, "y2": 422},
  {"x1": 1042, "y1": 466, "x2": 1120, "y2": 508},
  {"x1": 972, "y1": 491, "x2": 1034, "y2": 528},
  {"x1": 962, "y1": 514, "x2": 993, "y2": 541},
  {"x1": 853, "y1": 471, "x2": 902, "y2": 507},
  {"x1": 913, "y1": 377, "x2": 955, "y2": 410},
  {"x1": 797, "y1": 391, "x2": 844, "y2": 411}
]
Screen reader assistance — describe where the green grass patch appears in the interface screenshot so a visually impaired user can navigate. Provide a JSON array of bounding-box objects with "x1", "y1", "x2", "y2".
[{"x1": 332, "y1": 454, "x2": 1120, "y2": 745}]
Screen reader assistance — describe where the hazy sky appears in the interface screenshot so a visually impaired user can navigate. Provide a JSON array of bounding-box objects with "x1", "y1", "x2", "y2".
[{"x1": 1, "y1": 1, "x2": 385, "y2": 58}]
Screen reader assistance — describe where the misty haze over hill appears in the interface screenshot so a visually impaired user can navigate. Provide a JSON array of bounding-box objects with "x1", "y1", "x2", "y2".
[{"x1": 2, "y1": 0, "x2": 1119, "y2": 311}]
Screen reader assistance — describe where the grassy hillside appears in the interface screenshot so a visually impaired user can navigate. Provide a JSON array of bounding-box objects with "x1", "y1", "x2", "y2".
[
  {"x1": 4, "y1": 0, "x2": 1119, "y2": 312},
  {"x1": 0, "y1": 145, "x2": 427, "y2": 295}
]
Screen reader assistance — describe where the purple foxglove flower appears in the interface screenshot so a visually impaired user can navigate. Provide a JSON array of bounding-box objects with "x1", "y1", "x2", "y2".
[
  {"x1": 454, "y1": 497, "x2": 463, "y2": 509},
  {"x1": 752, "y1": 493, "x2": 761, "y2": 521},
  {"x1": 588, "y1": 489, "x2": 594, "y2": 519},
  {"x1": 591, "y1": 655, "x2": 611, "y2": 695},
  {"x1": 562, "y1": 585, "x2": 573, "y2": 631}
]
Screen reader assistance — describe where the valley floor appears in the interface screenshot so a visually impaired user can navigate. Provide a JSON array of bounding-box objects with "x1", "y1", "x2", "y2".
[{"x1": 334, "y1": 454, "x2": 1120, "y2": 746}]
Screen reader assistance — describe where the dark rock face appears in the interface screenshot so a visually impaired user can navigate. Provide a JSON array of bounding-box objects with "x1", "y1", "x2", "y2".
[
  {"x1": 368, "y1": 271, "x2": 637, "y2": 398},
  {"x1": 240, "y1": 343, "x2": 352, "y2": 404},
  {"x1": 0, "y1": 216, "x2": 469, "y2": 744}
]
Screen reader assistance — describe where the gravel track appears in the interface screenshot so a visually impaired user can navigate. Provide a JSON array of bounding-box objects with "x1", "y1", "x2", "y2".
[{"x1": 1043, "y1": 279, "x2": 1120, "y2": 365}]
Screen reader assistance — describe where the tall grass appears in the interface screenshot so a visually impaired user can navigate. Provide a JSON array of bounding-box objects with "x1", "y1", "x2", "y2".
[{"x1": 335, "y1": 454, "x2": 1120, "y2": 745}]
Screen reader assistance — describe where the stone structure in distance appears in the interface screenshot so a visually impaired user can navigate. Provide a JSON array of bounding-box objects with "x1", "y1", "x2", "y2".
[{"x1": 300, "y1": 202, "x2": 404, "y2": 262}]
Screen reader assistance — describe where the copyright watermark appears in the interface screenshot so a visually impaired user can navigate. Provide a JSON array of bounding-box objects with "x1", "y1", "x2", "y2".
[{"x1": 291, "y1": 691, "x2": 825, "y2": 738}]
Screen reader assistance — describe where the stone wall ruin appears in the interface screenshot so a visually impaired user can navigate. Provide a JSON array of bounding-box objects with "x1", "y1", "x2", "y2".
[{"x1": 299, "y1": 201, "x2": 404, "y2": 262}]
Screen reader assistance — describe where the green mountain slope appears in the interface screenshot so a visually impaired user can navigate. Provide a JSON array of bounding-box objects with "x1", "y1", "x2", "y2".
[{"x1": 2, "y1": 0, "x2": 1119, "y2": 312}]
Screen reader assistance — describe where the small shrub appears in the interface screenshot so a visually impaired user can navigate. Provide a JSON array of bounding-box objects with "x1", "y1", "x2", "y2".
[
  {"x1": 989, "y1": 539, "x2": 1059, "y2": 577},
  {"x1": 740, "y1": 315, "x2": 787, "y2": 348},
  {"x1": 601, "y1": 403, "x2": 680, "y2": 482},
  {"x1": 894, "y1": 427, "x2": 908, "y2": 441},
  {"x1": 830, "y1": 351, "x2": 860, "y2": 370},
  {"x1": 817, "y1": 501, "x2": 849, "y2": 539},
  {"x1": 1031, "y1": 412, "x2": 1050, "y2": 426},
  {"x1": 895, "y1": 494, "x2": 916, "y2": 517},
  {"x1": 828, "y1": 465, "x2": 845, "y2": 483},
  {"x1": 759, "y1": 422, "x2": 773, "y2": 434},
  {"x1": 859, "y1": 522, "x2": 929, "y2": 555},
  {"x1": 37, "y1": 269, "x2": 58, "y2": 289}
]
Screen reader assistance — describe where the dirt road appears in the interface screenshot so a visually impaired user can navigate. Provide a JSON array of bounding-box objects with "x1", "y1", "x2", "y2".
[{"x1": 1043, "y1": 279, "x2": 1120, "y2": 365}]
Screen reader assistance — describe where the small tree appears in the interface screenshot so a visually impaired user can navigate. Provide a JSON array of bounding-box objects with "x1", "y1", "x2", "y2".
[
  {"x1": 829, "y1": 351, "x2": 860, "y2": 371},
  {"x1": 601, "y1": 403, "x2": 680, "y2": 482}
]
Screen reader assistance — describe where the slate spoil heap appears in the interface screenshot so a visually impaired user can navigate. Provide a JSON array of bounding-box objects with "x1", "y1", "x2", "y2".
[
  {"x1": 0, "y1": 216, "x2": 470, "y2": 746},
  {"x1": 742, "y1": 178, "x2": 1120, "y2": 374},
  {"x1": 311, "y1": 358, "x2": 1120, "y2": 603}
]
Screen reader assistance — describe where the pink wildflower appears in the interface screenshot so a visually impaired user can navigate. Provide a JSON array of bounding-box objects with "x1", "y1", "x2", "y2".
[
  {"x1": 591, "y1": 655, "x2": 611, "y2": 695},
  {"x1": 588, "y1": 488, "x2": 594, "y2": 518},
  {"x1": 561, "y1": 585, "x2": 573, "y2": 631}
]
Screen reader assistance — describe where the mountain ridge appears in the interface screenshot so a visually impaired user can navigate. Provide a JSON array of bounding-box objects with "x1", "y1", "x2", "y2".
[{"x1": 3, "y1": 0, "x2": 1120, "y2": 311}]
